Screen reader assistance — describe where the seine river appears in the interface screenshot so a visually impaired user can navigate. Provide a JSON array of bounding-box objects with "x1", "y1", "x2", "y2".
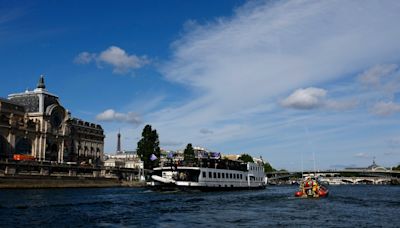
[{"x1": 0, "y1": 185, "x2": 399, "y2": 227}]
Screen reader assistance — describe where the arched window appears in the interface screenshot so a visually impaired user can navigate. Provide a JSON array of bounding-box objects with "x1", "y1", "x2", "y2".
[
  {"x1": 84, "y1": 146, "x2": 89, "y2": 157},
  {"x1": 78, "y1": 145, "x2": 82, "y2": 156},
  {"x1": 45, "y1": 142, "x2": 58, "y2": 161},
  {"x1": 15, "y1": 138, "x2": 32, "y2": 155},
  {"x1": 0, "y1": 135, "x2": 10, "y2": 159}
]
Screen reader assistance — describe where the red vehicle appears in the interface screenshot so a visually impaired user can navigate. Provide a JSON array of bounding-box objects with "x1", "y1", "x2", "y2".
[{"x1": 13, "y1": 154, "x2": 36, "y2": 161}]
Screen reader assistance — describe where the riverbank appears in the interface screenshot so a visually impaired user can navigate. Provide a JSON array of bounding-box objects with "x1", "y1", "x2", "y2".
[{"x1": 0, "y1": 175, "x2": 146, "y2": 189}]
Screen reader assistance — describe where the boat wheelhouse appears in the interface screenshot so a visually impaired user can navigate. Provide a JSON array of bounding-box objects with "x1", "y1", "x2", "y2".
[{"x1": 148, "y1": 158, "x2": 266, "y2": 191}]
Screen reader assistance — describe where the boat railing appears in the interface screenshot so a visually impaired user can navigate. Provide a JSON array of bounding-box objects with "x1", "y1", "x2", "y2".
[{"x1": 161, "y1": 158, "x2": 248, "y2": 172}]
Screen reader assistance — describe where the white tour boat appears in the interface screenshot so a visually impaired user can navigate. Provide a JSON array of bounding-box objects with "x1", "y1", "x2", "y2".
[{"x1": 147, "y1": 158, "x2": 266, "y2": 191}]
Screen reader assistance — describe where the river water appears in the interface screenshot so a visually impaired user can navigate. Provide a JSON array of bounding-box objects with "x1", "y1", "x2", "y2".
[{"x1": 0, "y1": 185, "x2": 399, "y2": 227}]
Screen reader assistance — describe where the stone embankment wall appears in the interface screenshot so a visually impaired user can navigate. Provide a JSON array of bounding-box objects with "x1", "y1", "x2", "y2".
[
  {"x1": 0, "y1": 161, "x2": 146, "y2": 188},
  {"x1": 0, "y1": 175, "x2": 120, "y2": 188},
  {"x1": 0, "y1": 175, "x2": 145, "y2": 188}
]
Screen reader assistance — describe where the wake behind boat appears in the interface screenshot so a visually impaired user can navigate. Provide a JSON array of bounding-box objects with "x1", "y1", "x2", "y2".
[{"x1": 148, "y1": 155, "x2": 266, "y2": 191}]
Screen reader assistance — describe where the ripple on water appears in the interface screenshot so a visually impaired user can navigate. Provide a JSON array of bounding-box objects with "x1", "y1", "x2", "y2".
[{"x1": 0, "y1": 185, "x2": 399, "y2": 227}]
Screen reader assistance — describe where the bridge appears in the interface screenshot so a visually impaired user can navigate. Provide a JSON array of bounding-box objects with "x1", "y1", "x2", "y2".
[{"x1": 265, "y1": 170, "x2": 400, "y2": 185}]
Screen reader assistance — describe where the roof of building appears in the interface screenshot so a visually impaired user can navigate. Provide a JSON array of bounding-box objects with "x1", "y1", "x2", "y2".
[
  {"x1": 8, "y1": 76, "x2": 60, "y2": 113},
  {"x1": 0, "y1": 97, "x2": 26, "y2": 113}
]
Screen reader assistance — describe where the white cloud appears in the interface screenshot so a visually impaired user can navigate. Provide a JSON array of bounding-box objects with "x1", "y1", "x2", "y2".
[
  {"x1": 324, "y1": 100, "x2": 359, "y2": 111},
  {"x1": 98, "y1": 46, "x2": 149, "y2": 73},
  {"x1": 281, "y1": 87, "x2": 357, "y2": 110},
  {"x1": 74, "y1": 46, "x2": 149, "y2": 74},
  {"x1": 388, "y1": 137, "x2": 400, "y2": 147},
  {"x1": 357, "y1": 64, "x2": 400, "y2": 104},
  {"x1": 151, "y1": 0, "x2": 400, "y2": 153},
  {"x1": 74, "y1": 52, "x2": 96, "y2": 64},
  {"x1": 370, "y1": 101, "x2": 400, "y2": 116},
  {"x1": 354, "y1": 152, "x2": 369, "y2": 158},
  {"x1": 281, "y1": 87, "x2": 326, "y2": 109},
  {"x1": 104, "y1": 0, "x2": 400, "y2": 169},
  {"x1": 96, "y1": 109, "x2": 141, "y2": 124},
  {"x1": 200, "y1": 128, "x2": 213, "y2": 134},
  {"x1": 160, "y1": 0, "x2": 400, "y2": 115},
  {"x1": 358, "y1": 64, "x2": 398, "y2": 86}
]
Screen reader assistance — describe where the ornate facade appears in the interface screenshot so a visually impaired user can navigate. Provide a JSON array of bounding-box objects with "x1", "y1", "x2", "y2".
[{"x1": 0, "y1": 76, "x2": 104, "y2": 164}]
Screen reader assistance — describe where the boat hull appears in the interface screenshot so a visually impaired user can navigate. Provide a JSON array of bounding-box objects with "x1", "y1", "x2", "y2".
[
  {"x1": 148, "y1": 182, "x2": 266, "y2": 192},
  {"x1": 148, "y1": 162, "x2": 266, "y2": 191},
  {"x1": 294, "y1": 187, "x2": 329, "y2": 198}
]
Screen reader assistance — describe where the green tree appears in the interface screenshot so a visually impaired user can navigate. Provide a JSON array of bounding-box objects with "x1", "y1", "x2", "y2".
[
  {"x1": 264, "y1": 162, "x2": 276, "y2": 172},
  {"x1": 184, "y1": 143, "x2": 195, "y2": 163},
  {"x1": 392, "y1": 164, "x2": 400, "y2": 171},
  {"x1": 137, "y1": 125, "x2": 161, "y2": 169},
  {"x1": 238, "y1": 154, "x2": 254, "y2": 163}
]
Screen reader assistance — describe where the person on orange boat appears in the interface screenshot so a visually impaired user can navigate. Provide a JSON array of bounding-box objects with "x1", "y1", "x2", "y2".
[
  {"x1": 299, "y1": 181, "x2": 305, "y2": 195},
  {"x1": 304, "y1": 177, "x2": 313, "y2": 196},
  {"x1": 312, "y1": 180, "x2": 319, "y2": 197}
]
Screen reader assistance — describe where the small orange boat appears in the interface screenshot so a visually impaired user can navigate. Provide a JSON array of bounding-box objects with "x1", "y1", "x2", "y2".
[{"x1": 295, "y1": 177, "x2": 329, "y2": 198}]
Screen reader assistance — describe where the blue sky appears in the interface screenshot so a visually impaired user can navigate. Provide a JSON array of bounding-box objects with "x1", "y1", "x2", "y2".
[{"x1": 1, "y1": 0, "x2": 400, "y2": 170}]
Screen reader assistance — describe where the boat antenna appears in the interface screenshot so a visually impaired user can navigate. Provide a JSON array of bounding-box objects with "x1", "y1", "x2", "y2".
[
  {"x1": 313, "y1": 151, "x2": 316, "y2": 178},
  {"x1": 304, "y1": 125, "x2": 317, "y2": 178},
  {"x1": 301, "y1": 151, "x2": 304, "y2": 179}
]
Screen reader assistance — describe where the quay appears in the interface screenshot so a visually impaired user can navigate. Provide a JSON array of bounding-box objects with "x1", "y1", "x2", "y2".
[{"x1": 0, "y1": 160, "x2": 146, "y2": 188}]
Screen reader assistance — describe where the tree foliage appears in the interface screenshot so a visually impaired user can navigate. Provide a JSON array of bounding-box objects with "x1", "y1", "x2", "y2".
[
  {"x1": 136, "y1": 125, "x2": 160, "y2": 169},
  {"x1": 393, "y1": 165, "x2": 400, "y2": 171},
  {"x1": 183, "y1": 143, "x2": 195, "y2": 163},
  {"x1": 264, "y1": 162, "x2": 276, "y2": 173},
  {"x1": 238, "y1": 154, "x2": 254, "y2": 163}
]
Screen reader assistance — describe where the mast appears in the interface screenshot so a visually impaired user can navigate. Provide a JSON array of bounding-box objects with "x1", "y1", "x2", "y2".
[{"x1": 313, "y1": 151, "x2": 316, "y2": 177}]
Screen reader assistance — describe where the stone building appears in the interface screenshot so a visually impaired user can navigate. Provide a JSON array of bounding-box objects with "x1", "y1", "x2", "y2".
[{"x1": 0, "y1": 76, "x2": 104, "y2": 164}]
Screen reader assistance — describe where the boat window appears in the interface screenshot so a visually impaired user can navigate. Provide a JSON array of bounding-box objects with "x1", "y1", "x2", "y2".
[
  {"x1": 209, "y1": 172, "x2": 212, "y2": 178},
  {"x1": 217, "y1": 173, "x2": 221, "y2": 178},
  {"x1": 203, "y1": 172, "x2": 206, "y2": 178},
  {"x1": 213, "y1": 172, "x2": 216, "y2": 178},
  {"x1": 240, "y1": 174, "x2": 243, "y2": 179},
  {"x1": 230, "y1": 173, "x2": 232, "y2": 179},
  {"x1": 246, "y1": 176, "x2": 248, "y2": 181},
  {"x1": 226, "y1": 173, "x2": 228, "y2": 178},
  {"x1": 222, "y1": 173, "x2": 225, "y2": 178}
]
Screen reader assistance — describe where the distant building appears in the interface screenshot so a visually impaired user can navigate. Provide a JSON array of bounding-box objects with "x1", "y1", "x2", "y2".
[
  {"x1": 103, "y1": 158, "x2": 125, "y2": 168},
  {"x1": 104, "y1": 151, "x2": 143, "y2": 169},
  {"x1": 344, "y1": 159, "x2": 388, "y2": 172},
  {"x1": 0, "y1": 76, "x2": 105, "y2": 164},
  {"x1": 103, "y1": 132, "x2": 143, "y2": 169}
]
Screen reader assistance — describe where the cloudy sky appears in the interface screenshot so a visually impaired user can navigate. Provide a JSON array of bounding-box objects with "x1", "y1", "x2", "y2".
[{"x1": 1, "y1": 0, "x2": 400, "y2": 170}]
